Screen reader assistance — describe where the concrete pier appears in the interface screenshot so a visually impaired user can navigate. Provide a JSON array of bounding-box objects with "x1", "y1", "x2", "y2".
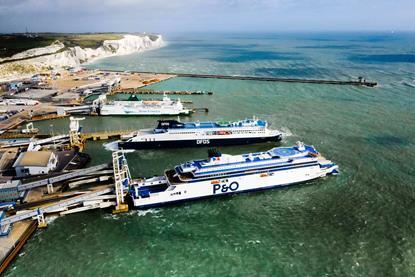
[
  {"x1": 0, "y1": 221, "x2": 37, "y2": 274},
  {"x1": 177, "y1": 73, "x2": 377, "y2": 86},
  {"x1": 115, "y1": 70, "x2": 377, "y2": 87},
  {"x1": 81, "y1": 130, "x2": 135, "y2": 141}
]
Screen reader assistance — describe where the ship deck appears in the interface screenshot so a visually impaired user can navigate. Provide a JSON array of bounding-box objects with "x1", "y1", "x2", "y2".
[{"x1": 165, "y1": 169, "x2": 190, "y2": 184}]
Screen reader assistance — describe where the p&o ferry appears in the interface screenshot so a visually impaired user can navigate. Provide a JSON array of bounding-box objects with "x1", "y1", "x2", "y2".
[
  {"x1": 118, "y1": 118, "x2": 282, "y2": 149},
  {"x1": 124, "y1": 142, "x2": 338, "y2": 208}
]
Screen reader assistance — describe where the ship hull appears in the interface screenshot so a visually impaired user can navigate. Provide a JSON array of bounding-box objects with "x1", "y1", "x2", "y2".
[
  {"x1": 119, "y1": 134, "x2": 282, "y2": 149},
  {"x1": 130, "y1": 164, "x2": 338, "y2": 209},
  {"x1": 99, "y1": 109, "x2": 192, "y2": 116}
]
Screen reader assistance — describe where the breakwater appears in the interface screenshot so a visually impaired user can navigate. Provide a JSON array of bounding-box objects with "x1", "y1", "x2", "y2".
[{"x1": 105, "y1": 70, "x2": 378, "y2": 87}]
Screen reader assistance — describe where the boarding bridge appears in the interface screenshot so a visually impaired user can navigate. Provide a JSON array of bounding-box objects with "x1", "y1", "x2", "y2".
[
  {"x1": 62, "y1": 105, "x2": 93, "y2": 115},
  {"x1": 0, "y1": 187, "x2": 113, "y2": 228},
  {"x1": 0, "y1": 134, "x2": 70, "y2": 149},
  {"x1": 112, "y1": 151, "x2": 131, "y2": 213},
  {"x1": 92, "y1": 94, "x2": 107, "y2": 113},
  {"x1": 17, "y1": 164, "x2": 109, "y2": 191}
]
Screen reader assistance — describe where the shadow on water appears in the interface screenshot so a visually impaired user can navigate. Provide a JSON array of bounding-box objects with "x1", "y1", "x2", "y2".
[
  {"x1": 254, "y1": 66, "x2": 331, "y2": 78},
  {"x1": 296, "y1": 44, "x2": 363, "y2": 50},
  {"x1": 209, "y1": 50, "x2": 304, "y2": 63},
  {"x1": 349, "y1": 54, "x2": 415, "y2": 64},
  {"x1": 367, "y1": 135, "x2": 411, "y2": 147}
]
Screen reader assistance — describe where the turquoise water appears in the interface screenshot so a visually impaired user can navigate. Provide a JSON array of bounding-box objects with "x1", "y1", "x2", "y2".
[{"x1": 6, "y1": 33, "x2": 415, "y2": 276}]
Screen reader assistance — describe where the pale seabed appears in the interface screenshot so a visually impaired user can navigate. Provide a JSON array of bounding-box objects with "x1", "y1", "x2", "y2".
[{"x1": 6, "y1": 32, "x2": 415, "y2": 276}]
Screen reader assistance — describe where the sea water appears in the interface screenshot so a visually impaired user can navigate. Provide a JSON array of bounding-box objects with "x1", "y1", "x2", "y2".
[{"x1": 6, "y1": 32, "x2": 415, "y2": 276}]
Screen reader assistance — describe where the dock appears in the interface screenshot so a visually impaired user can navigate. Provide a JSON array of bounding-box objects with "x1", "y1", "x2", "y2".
[
  {"x1": 0, "y1": 221, "x2": 37, "y2": 274},
  {"x1": 0, "y1": 150, "x2": 129, "y2": 274},
  {"x1": 0, "y1": 117, "x2": 28, "y2": 132},
  {"x1": 29, "y1": 114, "x2": 69, "y2": 122},
  {"x1": 115, "y1": 71, "x2": 378, "y2": 87},
  {"x1": 81, "y1": 130, "x2": 135, "y2": 141},
  {"x1": 0, "y1": 132, "x2": 33, "y2": 139}
]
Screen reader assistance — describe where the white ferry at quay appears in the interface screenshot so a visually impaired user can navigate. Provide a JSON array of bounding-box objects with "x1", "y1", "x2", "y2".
[
  {"x1": 98, "y1": 94, "x2": 191, "y2": 116},
  {"x1": 118, "y1": 117, "x2": 282, "y2": 149},
  {"x1": 124, "y1": 142, "x2": 338, "y2": 208}
]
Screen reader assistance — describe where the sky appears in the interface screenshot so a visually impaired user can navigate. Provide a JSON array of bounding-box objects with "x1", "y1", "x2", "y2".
[{"x1": 0, "y1": 0, "x2": 414, "y2": 33}]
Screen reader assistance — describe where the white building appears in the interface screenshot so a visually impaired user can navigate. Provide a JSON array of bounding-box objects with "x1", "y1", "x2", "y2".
[{"x1": 13, "y1": 151, "x2": 58, "y2": 177}]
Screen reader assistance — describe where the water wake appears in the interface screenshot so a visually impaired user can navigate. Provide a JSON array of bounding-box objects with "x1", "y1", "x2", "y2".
[
  {"x1": 103, "y1": 141, "x2": 119, "y2": 151},
  {"x1": 280, "y1": 127, "x2": 293, "y2": 138},
  {"x1": 102, "y1": 209, "x2": 160, "y2": 221},
  {"x1": 45, "y1": 215, "x2": 60, "y2": 224},
  {"x1": 402, "y1": 81, "x2": 415, "y2": 88},
  {"x1": 103, "y1": 141, "x2": 135, "y2": 153},
  {"x1": 129, "y1": 209, "x2": 160, "y2": 217}
]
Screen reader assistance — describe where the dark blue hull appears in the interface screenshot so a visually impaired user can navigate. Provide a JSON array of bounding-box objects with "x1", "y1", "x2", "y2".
[{"x1": 118, "y1": 134, "x2": 282, "y2": 149}]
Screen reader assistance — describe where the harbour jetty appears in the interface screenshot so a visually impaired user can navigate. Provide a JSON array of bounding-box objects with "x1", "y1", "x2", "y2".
[
  {"x1": 127, "y1": 71, "x2": 378, "y2": 87},
  {"x1": 0, "y1": 221, "x2": 37, "y2": 273},
  {"x1": 82, "y1": 129, "x2": 136, "y2": 141},
  {"x1": 108, "y1": 88, "x2": 213, "y2": 96}
]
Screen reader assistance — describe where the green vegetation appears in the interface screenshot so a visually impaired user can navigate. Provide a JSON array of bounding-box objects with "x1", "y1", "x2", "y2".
[
  {"x1": 0, "y1": 33, "x2": 125, "y2": 58},
  {"x1": 0, "y1": 35, "x2": 56, "y2": 58},
  {"x1": 56, "y1": 33, "x2": 124, "y2": 49},
  {"x1": 0, "y1": 62, "x2": 39, "y2": 75}
]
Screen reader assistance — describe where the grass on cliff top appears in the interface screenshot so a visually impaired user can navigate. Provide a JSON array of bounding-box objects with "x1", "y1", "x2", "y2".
[{"x1": 0, "y1": 33, "x2": 125, "y2": 58}]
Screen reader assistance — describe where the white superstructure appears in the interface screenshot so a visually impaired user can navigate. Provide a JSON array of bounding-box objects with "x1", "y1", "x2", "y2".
[
  {"x1": 99, "y1": 94, "x2": 191, "y2": 116},
  {"x1": 124, "y1": 142, "x2": 338, "y2": 208},
  {"x1": 118, "y1": 118, "x2": 282, "y2": 149}
]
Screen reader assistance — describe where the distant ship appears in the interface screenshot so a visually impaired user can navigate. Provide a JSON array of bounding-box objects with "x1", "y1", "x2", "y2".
[
  {"x1": 99, "y1": 94, "x2": 192, "y2": 116},
  {"x1": 118, "y1": 117, "x2": 282, "y2": 149},
  {"x1": 126, "y1": 142, "x2": 339, "y2": 208}
]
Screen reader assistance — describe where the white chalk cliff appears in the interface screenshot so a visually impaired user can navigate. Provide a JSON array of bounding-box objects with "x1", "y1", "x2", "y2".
[
  {"x1": 0, "y1": 34, "x2": 164, "y2": 81},
  {"x1": 0, "y1": 41, "x2": 65, "y2": 62},
  {"x1": 32, "y1": 34, "x2": 164, "y2": 68}
]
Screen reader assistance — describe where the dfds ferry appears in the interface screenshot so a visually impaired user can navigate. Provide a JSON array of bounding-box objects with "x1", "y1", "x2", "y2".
[
  {"x1": 127, "y1": 142, "x2": 338, "y2": 208},
  {"x1": 118, "y1": 118, "x2": 282, "y2": 149}
]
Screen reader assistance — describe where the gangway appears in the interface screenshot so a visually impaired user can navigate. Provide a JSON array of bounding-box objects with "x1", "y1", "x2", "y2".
[
  {"x1": 33, "y1": 135, "x2": 69, "y2": 145},
  {"x1": 61, "y1": 105, "x2": 93, "y2": 115},
  {"x1": 0, "y1": 134, "x2": 69, "y2": 149},
  {"x1": 69, "y1": 116, "x2": 85, "y2": 150},
  {"x1": 17, "y1": 164, "x2": 109, "y2": 191},
  {"x1": 112, "y1": 151, "x2": 131, "y2": 213},
  {"x1": 0, "y1": 188, "x2": 113, "y2": 228}
]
